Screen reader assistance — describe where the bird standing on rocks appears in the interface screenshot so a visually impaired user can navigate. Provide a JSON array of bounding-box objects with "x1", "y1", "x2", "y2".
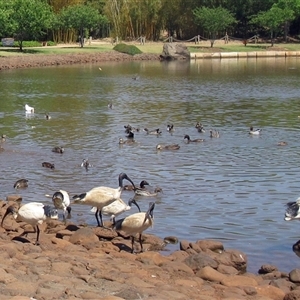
[
  {"x1": 52, "y1": 190, "x2": 71, "y2": 222},
  {"x1": 1, "y1": 202, "x2": 58, "y2": 245},
  {"x1": 73, "y1": 172, "x2": 136, "y2": 227},
  {"x1": 114, "y1": 202, "x2": 155, "y2": 253}
]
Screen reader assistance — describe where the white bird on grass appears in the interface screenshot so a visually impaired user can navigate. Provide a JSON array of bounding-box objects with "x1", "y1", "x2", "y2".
[
  {"x1": 1, "y1": 202, "x2": 58, "y2": 245},
  {"x1": 25, "y1": 104, "x2": 34, "y2": 113},
  {"x1": 72, "y1": 172, "x2": 136, "y2": 227},
  {"x1": 91, "y1": 198, "x2": 140, "y2": 224},
  {"x1": 114, "y1": 202, "x2": 155, "y2": 253},
  {"x1": 285, "y1": 197, "x2": 300, "y2": 221},
  {"x1": 52, "y1": 190, "x2": 71, "y2": 222}
]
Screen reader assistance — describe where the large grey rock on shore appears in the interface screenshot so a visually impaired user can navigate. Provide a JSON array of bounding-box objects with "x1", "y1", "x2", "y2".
[{"x1": 160, "y1": 43, "x2": 190, "y2": 60}]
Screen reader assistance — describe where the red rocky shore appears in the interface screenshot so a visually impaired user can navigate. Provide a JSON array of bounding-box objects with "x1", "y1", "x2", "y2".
[
  {"x1": 0, "y1": 197, "x2": 300, "y2": 300},
  {"x1": 0, "y1": 51, "x2": 160, "y2": 71}
]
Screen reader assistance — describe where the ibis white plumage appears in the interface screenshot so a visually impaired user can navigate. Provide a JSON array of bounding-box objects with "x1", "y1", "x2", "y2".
[
  {"x1": 52, "y1": 190, "x2": 71, "y2": 221},
  {"x1": 25, "y1": 104, "x2": 34, "y2": 113},
  {"x1": 1, "y1": 202, "x2": 58, "y2": 245},
  {"x1": 285, "y1": 197, "x2": 300, "y2": 221},
  {"x1": 114, "y1": 202, "x2": 155, "y2": 253},
  {"x1": 72, "y1": 172, "x2": 136, "y2": 227},
  {"x1": 91, "y1": 198, "x2": 140, "y2": 224}
]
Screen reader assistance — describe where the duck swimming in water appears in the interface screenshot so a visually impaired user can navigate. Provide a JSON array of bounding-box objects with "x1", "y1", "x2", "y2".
[
  {"x1": 195, "y1": 122, "x2": 205, "y2": 133},
  {"x1": 184, "y1": 134, "x2": 205, "y2": 143},
  {"x1": 52, "y1": 146, "x2": 64, "y2": 154},
  {"x1": 144, "y1": 128, "x2": 162, "y2": 135},
  {"x1": 249, "y1": 126, "x2": 261, "y2": 135},
  {"x1": 156, "y1": 144, "x2": 180, "y2": 150},
  {"x1": 42, "y1": 162, "x2": 55, "y2": 169},
  {"x1": 81, "y1": 159, "x2": 92, "y2": 171},
  {"x1": 285, "y1": 197, "x2": 300, "y2": 221},
  {"x1": 124, "y1": 180, "x2": 150, "y2": 191},
  {"x1": 13, "y1": 179, "x2": 28, "y2": 189},
  {"x1": 134, "y1": 187, "x2": 163, "y2": 197},
  {"x1": 210, "y1": 129, "x2": 220, "y2": 138},
  {"x1": 167, "y1": 124, "x2": 174, "y2": 132}
]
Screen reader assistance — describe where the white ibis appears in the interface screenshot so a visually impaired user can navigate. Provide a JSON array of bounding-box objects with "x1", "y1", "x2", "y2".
[
  {"x1": 72, "y1": 172, "x2": 136, "y2": 227},
  {"x1": 25, "y1": 104, "x2": 34, "y2": 113},
  {"x1": 285, "y1": 197, "x2": 300, "y2": 221},
  {"x1": 13, "y1": 179, "x2": 28, "y2": 189},
  {"x1": 249, "y1": 126, "x2": 261, "y2": 135},
  {"x1": 91, "y1": 198, "x2": 140, "y2": 224},
  {"x1": 184, "y1": 134, "x2": 205, "y2": 143},
  {"x1": 114, "y1": 202, "x2": 155, "y2": 253},
  {"x1": 1, "y1": 202, "x2": 58, "y2": 245},
  {"x1": 52, "y1": 190, "x2": 71, "y2": 221}
]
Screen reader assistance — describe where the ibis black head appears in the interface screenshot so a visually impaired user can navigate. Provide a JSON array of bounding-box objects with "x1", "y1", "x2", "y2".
[
  {"x1": 119, "y1": 173, "x2": 136, "y2": 190},
  {"x1": 128, "y1": 198, "x2": 141, "y2": 212},
  {"x1": 142, "y1": 202, "x2": 155, "y2": 225},
  {"x1": 52, "y1": 191, "x2": 63, "y2": 201},
  {"x1": 43, "y1": 205, "x2": 58, "y2": 219},
  {"x1": 1, "y1": 206, "x2": 17, "y2": 227}
]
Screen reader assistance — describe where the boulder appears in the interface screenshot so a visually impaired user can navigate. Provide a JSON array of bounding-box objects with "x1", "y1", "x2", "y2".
[
  {"x1": 184, "y1": 252, "x2": 218, "y2": 272},
  {"x1": 289, "y1": 269, "x2": 300, "y2": 283},
  {"x1": 160, "y1": 43, "x2": 190, "y2": 60}
]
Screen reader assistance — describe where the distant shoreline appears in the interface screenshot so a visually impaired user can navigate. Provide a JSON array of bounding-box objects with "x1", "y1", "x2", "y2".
[{"x1": 0, "y1": 51, "x2": 160, "y2": 71}]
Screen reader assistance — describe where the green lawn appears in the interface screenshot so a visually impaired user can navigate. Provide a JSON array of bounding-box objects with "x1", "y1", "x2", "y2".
[{"x1": 0, "y1": 39, "x2": 300, "y2": 57}]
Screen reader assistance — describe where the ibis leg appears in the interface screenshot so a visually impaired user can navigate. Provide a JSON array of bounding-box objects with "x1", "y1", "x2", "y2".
[
  {"x1": 35, "y1": 225, "x2": 40, "y2": 245},
  {"x1": 131, "y1": 236, "x2": 135, "y2": 253},
  {"x1": 95, "y1": 209, "x2": 101, "y2": 227},
  {"x1": 139, "y1": 233, "x2": 143, "y2": 252}
]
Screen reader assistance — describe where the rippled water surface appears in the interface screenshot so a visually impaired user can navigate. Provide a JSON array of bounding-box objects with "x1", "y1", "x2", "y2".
[{"x1": 1, "y1": 57, "x2": 300, "y2": 273}]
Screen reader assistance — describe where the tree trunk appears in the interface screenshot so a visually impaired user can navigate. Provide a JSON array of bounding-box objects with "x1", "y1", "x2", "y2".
[{"x1": 79, "y1": 28, "x2": 84, "y2": 48}]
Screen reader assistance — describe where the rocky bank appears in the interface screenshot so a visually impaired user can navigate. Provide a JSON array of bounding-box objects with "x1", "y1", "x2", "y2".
[
  {"x1": 0, "y1": 51, "x2": 160, "y2": 71},
  {"x1": 0, "y1": 197, "x2": 300, "y2": 300}
]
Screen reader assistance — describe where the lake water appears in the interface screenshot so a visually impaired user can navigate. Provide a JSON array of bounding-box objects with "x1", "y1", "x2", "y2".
[{"x1": 1, "y1": 56, "x2": 300, "y2": 273}]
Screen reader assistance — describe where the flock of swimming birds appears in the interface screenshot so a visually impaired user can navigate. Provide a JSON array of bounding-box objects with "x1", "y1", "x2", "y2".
[{"x1": 1, "y1": 104, "x2": 295, "y2": 252}]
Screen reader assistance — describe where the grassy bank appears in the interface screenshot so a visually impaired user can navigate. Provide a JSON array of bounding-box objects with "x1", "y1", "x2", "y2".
[{"x1": 0, "y1": 39, "x2": 300, "y2": 57}]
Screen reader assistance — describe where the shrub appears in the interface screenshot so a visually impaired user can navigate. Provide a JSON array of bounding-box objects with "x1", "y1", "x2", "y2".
[{"x1": 113, "y1": 43, "x2": 143, "y2": 55}]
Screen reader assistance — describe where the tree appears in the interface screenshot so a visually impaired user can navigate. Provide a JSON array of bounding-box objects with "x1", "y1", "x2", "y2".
[
  {"x1": 0, "y1": 0, "x2": 54, "y2": 51},
  {"x1": 250, "y1": 6, "x2": 294, "y2": 46},
  {"x1": 193, "y1": 6, "x2": 237, "y2": 47},
  {"x1": 59, "y1": 4, "x2": 101, "y2": 47}
]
